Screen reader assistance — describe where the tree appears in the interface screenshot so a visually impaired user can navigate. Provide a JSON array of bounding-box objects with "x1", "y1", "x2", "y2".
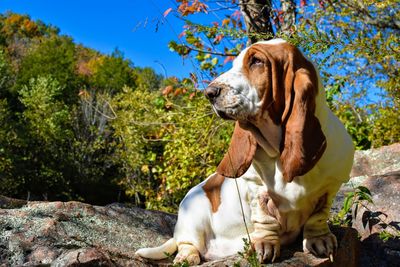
[
  {"x1": 89, "y1": 49, "x2": 137, "y2": 93},
  {"x1": 164, "y1": 0, "x2": 399, "y2": 148},
  {"x1": 0, "y1": 98, "x2": 18, "y2": 196},
  {"x1": 15, "y1": 36, "x2": 79, "y2": 103},
  {"x1": 134, "y1": 67, "x2": 163, "y2": 92},
  {"x1": 294, "y1": 0, "x2": 399, "y2": 148},
  {"x1": 15, "y1": 76, "x2": 72, "y2": 199},
  {"x1": 0, "y1": 12, "x2": 160, "y2": 204},
  {"x1": 0, "y1": 49, "x2": 12, "y2": 97},
  {"x1": 16, "y1": 75, "x2": 120, "y2": 203}
]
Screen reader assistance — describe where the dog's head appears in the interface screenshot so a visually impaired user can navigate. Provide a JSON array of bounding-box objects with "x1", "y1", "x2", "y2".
[{"x1": 205, "y1": 39, "x2": 326, "y2": 182}]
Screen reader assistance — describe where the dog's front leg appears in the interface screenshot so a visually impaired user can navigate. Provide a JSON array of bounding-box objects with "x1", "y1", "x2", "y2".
[
  {"x1": 303, "y1": 193, "x2": 337, "y2": 261},
  {"x1": 249, "y1": 191, "x2": 281, "y2": 263}
]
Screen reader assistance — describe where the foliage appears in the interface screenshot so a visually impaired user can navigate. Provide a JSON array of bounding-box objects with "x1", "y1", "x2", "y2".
[
  {"x1": 20, "y1": 76, "x2": 71, "y2": 143},
  {"x1": 1, "y1": 4, "x2": 399, "y2": 213},
  {"x1": 331, "y1": 185, "x2": 400, "y2": 241},
  {"x1": 0, "y1": 12, "x2": 59, "y2": 40},
  {"x1": 0, "y1": 13, "x2": 135, "y2": 203},
  {"x1": 15, "y1": 36, "x2": 79, "y2": 102},
  {"x1": 134, "y1": 67, "x2": 163, "y2": 92},
  {"x1": 111, "y1": 80, "x2": 232, "y2": 211},
  {"x1": 235, "y1": 238, "x2": 259, "y2": 267},
  {"x1": 89, "y1": 49, "x2": 137, "y2": 93},
  {"x1": 0, "y1": 49, "x2": 12, "y2": 95},
  {"x1": 0, "y1": 98, "x2": 19, "y2": 195},
  {"x1": 368, "y1": 104, "x2": 400, "y2": 148},
  {"x1": 292, "y1": 0, "x2": 400, "y2": 149},
  {"x1": 13, "y1": 76, "x2": 72, "y2": 199},
  {"x1": 164, "y1": 0, "x2": 399, "y2": 149}
]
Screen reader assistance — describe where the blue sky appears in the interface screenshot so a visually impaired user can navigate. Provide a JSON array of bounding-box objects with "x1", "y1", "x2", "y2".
[{"x1": 0, "y1": 0, "x2": 193, "y2": 78}]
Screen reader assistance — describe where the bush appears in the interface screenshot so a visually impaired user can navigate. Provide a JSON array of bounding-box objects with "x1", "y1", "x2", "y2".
[{"x1": 111, "y1": 82, "x2": 233, "y2": 212}]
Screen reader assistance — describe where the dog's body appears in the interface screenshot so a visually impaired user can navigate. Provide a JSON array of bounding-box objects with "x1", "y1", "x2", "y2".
[{"x1": 136, "y1": 39, "x2": 354, "y2": 264}]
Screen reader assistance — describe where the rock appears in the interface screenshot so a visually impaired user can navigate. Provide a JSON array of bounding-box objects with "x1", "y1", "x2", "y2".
[
  {"x1": 177, "y1": 226, "x2": 359, "y2": 267},
  {"x1": 333, "y1": 171, "x2": 400, "y2": 235},
  {"x1": 334, "y1": 143, "x2": 400, "y2": 225},
  {"x1": 353, "y1": 171, "x2": 400, "y2": 239},
  {"x1": 350, "y1": 143, "x2": 400, "y2": 178},
  {"x1": 0, "y1": 200, "x2": 359, "y2": 266},
  {"x1": 359, "y1": 234, "x2": 400, "y2": 267},
  {"x1": 333, "y1": 171, "x2": 400, "y2": 266},
  {"x1": 0, "y1": 195, "x2": 27, "y2": 209},
  {"x1": 332, "y1": 143, "x2": 400, "y2": 267},
  {"x1": 0, "y1": 201, "x2": 176, "y2": 266}
]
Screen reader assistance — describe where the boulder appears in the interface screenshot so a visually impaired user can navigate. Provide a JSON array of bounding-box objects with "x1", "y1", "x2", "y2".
[
  {"x1": 0, "y1": 199, "x2": 359, "y2": 266},
  {"x1": 333, "y1": 143, "x2": 400, "y2": 266},
  {"x1": 350, "y1": 143, "x2": 400, "y2": 178},
  {"x1": 0, "y1": 201, "x2": 176, "y2": 266}
]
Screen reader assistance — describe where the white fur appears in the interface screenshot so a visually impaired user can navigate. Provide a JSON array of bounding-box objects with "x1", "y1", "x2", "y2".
[
  {"x1": 136, "y1": 40, "x2": 354, "y2": 264},
  {"x1": 211, "y1": 46, "x2": 261, "y2": 119}
]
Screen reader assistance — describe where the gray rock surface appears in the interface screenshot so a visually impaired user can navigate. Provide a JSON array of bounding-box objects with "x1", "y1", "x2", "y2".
[
  {"x1": 0, "y1": 201, "x2": 176, "y2": 266},
  {"x1": 333, "y1": 143, "x2": 400, "y2": 267},
  {"x1": 350, "y1": 143, "x2": 400, "y2": 177},
  {"x1": 0, "y1": 199, "x2": 359, "y2": 266}
]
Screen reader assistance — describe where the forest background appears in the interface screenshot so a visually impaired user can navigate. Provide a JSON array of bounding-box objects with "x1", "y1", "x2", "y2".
[{"x1": 0, "y1": 0, "x2": 398, "y2": 212}]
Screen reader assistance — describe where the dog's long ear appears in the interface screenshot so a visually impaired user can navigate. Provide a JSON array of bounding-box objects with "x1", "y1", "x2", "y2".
[
  {"x1": 280, "y1": 52, "x2": 326, "y2": 183},
  {"x1": 217, "y1": 122, "x2": 257, "y2": 178}
]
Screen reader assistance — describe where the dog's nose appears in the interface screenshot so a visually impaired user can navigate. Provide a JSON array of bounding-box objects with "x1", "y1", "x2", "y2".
[{"x1": 204, "y1": 85, "x2": 221, "y2": 100}]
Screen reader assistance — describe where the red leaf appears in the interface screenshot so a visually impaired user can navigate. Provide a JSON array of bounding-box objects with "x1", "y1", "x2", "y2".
[
  {"x1": 178, "y1": 31, "x2": 186, "y2": 39},
  {"x1": 214, "y1": 34, "x2": 224, "y2": 44},
  {"x1": 222, "y1": 18, "x2": 230, "y2": 26},
  {"x1": 163, "y1": 7, "x2": 173, "y2": 18},
  {"x1": 231, "y1": 10, "x2": 242, "y2": 19},
  {"x1": 162, "y1": 85, "x2": 173, "y2": 96},
  {"x1": 223, "y1": 56, "x2": 235, "y2": 64}
]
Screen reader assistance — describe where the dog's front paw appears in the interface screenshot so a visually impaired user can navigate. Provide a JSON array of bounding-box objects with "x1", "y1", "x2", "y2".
[
  {"x1": 174, "y1": 244, "x2": 201, "y2": 266},
  {"x1": 252, "y1": 239, "x2": 280, "y2": 263},
  {"x1": 303, "y1": 232, "x2": 337, "y2": 260}
]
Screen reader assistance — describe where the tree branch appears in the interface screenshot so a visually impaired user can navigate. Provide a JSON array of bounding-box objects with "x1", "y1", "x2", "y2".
[
  {"x1": 185, "y1": 45, "x2": 238, "y2": 57},
  {"x1": 239, "y1": 0, "x2": 274, "y2": 45}
]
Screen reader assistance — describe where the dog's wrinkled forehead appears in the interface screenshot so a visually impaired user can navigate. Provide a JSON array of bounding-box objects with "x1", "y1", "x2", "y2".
[
  {"x1": 215, "y1": 38, "x2": 287, "y2": 83},
  {"x1": 211, "y1": 49, "x2": 248, "y2": 85}
]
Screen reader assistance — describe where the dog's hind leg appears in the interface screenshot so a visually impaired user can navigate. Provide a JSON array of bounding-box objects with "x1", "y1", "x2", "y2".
[{"x1": 174, "y1": 243, "x2": 201, "y2": 265}]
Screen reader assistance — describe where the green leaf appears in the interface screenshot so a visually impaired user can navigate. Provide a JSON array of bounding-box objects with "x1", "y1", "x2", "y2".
[
  {"x1": 211, "y1": 57, "x2": 218, "y2": 66},
  {"x1": 343, "y1": 192, "x2": 354, "y2": 213}
]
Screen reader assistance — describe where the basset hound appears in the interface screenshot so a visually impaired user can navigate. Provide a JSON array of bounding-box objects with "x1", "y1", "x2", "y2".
[{"x1": 136, "y1": 39, "x2": 354, "y2": 265}]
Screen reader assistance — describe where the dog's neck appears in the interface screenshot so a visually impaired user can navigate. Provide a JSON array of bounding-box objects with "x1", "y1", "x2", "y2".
[{"x1": 238, "y1": 118, "x2": 281, "y2": 158}]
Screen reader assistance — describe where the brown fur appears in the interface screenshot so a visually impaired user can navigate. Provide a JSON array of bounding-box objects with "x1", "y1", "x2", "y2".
[
  {"x1": 217, "y1": 121, "x2": 258, "y2": 178},
  {"x1": 312, "y1": 193, "x2": 328, "y2": 215},
  {"x1": 202, "y1": 173, "x2": 225, "y2": 212},
  {"x1": 258, "y1": 191, "x2": 280, "y2": 220}
]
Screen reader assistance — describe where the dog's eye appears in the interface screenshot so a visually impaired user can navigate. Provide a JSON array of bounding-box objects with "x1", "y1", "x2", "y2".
[{"x1": 250, "y1": 56, "x2": 263, "y2": 67}]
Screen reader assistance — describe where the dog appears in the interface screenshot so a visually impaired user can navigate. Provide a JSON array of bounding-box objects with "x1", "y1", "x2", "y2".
[{"x1": 136, "y1": 39, "x2": 354, "y2": 265}]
